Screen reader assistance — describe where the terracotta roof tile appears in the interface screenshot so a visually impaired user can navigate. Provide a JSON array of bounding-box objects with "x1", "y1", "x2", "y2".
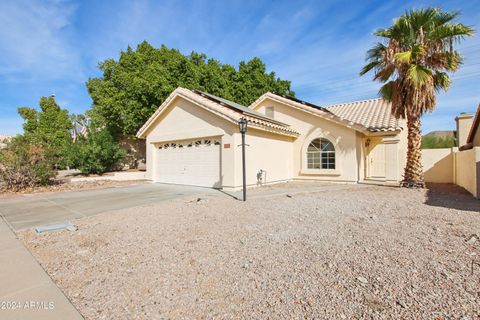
[{"x1": 325, "y1": 98, "x2": 402, "y2": 132}]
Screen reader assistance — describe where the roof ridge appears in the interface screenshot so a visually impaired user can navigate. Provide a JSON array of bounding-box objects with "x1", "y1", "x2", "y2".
[
  {"x1": 323, "y1": 97, "x2": 384, "y2": 109},
  {"x1": 191, "y1": 89, "x2": 291, "y2": 127}
]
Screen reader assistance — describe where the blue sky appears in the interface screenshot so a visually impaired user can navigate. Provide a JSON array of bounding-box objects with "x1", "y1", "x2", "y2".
[{"x1": 0, "y1": 0, "x2": 479, "y2": 135}]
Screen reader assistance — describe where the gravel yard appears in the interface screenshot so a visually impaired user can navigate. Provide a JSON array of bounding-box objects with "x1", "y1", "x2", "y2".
[{"x1": 20, "y1": 183, "x2": 480, "y2": 319}]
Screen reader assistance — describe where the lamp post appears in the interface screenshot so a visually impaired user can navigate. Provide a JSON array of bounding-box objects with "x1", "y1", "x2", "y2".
[{"x1": 238, "y1": 117, "x2": 248, "y2": 201}]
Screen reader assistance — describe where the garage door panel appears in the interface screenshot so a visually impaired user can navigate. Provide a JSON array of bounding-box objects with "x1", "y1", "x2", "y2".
[{"x1": 156, "y1": 139, "x2": 221, "y2": 188}]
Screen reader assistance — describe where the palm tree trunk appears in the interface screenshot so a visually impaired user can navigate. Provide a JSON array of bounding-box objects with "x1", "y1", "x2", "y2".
[{"x1": 402, "y1": 111, "x2": 425, "y2": 188}]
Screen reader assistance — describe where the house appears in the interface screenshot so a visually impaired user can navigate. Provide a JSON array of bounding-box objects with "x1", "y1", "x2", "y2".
[
  {"x1": 0, "y1": 135, "x2": 12, "y2": 150},
  {"x1": 459, "y1": 104, "x2": 480, "y2": 150},
  {"x1": 136, "y1": 87, "x2": 407, "y2": 191}
]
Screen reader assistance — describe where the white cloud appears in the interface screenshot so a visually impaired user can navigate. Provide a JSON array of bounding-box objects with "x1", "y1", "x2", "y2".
[{"x1": 0, "y1": 0, "x2": 83, "y2": 82}]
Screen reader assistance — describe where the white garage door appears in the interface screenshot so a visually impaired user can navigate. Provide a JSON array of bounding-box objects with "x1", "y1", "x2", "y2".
[{"x1": 156, "y1": 138, "x2": 221, "y2": 188}]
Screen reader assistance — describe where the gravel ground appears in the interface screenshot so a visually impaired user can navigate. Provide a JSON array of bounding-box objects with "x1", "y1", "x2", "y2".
[{"x1": 20, "y1": 183, "x2": 480, "y2": 319}]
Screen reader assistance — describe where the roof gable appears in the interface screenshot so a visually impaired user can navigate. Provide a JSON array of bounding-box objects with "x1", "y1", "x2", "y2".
[{"x1": 136, "y1": 88, "x2": 299, "y2": 138}]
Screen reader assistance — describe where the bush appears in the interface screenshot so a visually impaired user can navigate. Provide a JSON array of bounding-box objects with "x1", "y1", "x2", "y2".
[
  {"x1": 68, "y1": 128, "x2": 126, "y2": 174},
  {"x1": 0, "y1": 136, "x2": 56, "y2": 191}
]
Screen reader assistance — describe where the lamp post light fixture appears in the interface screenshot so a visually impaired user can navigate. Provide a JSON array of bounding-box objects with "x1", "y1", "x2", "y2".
[{"x1": 238, "y1": 117, "x2": 248, "y2": 201}]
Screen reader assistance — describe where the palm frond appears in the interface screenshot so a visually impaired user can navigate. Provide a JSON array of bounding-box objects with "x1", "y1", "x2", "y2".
[
  {"x1": 359, "y1": 61, "x2": 381, "y2": 76},
  {"x1": 394, "y1": 51, "x2": 412, "y2": 64},
  {"x1": 430, "y1": 23, "x2": 475, "y2": 41},
  {"x1": 434, "y1": 10, "x2": 460, "y2": 25},
  {"x1": 378, "y1": 81, "x2": 394, "y2": 101},
  {"x1": 407, "y1": 64, "x2": 432, "y2": 87},
  {"x1": 433, "y1": 71, "x2": 451, "y2": 92}
]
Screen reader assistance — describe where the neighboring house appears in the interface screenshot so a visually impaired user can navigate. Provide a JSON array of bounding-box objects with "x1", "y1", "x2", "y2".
[
  {"x1": 459, "y1": 105, "x2": 480, "y2": 150},
  {"x1": 0, "y1": 135, "x2": 12, "y2": 149},
  {"x1": 137, "y1": 87, "x2": 407, "y2": 191}
]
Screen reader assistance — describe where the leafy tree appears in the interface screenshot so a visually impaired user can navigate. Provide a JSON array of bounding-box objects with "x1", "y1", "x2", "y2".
[
  {"x1": 87, "y1": 41, "x2": 294, "y2": 136},
  {"x1": 421, "y1": 135, "x2": 455, "y2": 149},
  {"x1": 67, "y1": 127, "x2": 126, "y2": 175},
  {"x1": 360, "y1": 8, "x2": 473, "y2": 187},
  {"x1": 0, "y1": 136, "x2": 56, "y2": 191},
  {"x1": 18, "y1": 96, "x2": 73, "y2": 165}
]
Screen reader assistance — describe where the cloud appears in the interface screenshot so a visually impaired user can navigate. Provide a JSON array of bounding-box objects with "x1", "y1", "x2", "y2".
[{"x1": 0, "y1": 0, "x2": 83, "y2": 83}]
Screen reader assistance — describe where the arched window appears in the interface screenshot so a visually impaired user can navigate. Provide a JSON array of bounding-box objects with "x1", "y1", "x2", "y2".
[{"x1": 307, "y1": 138, "x2": 335, "y2": 169}]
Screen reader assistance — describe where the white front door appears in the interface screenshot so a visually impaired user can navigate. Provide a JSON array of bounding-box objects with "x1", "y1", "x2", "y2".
[
  {"x1": 156, "y1": 139, "x2": 221, "y2": 188},
  {"x1": 368, "y1": 142, "x2": 386, "y2": 178}
]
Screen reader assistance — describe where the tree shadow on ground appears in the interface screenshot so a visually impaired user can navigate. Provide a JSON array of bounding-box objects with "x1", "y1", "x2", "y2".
[{"x1": 424, "y1": 183, "x2": 480, "y2": 212}]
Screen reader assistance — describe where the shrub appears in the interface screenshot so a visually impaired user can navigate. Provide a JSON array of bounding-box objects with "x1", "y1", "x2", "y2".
[
  {"x1": 68, "y1": 128, "x2": 126, "y2": 174},
  {"x1": 0, "y1": 136, "x2": 56, "y2": 191}
]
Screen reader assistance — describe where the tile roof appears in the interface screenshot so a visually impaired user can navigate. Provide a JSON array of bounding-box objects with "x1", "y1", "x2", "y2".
[
  {"x1": 325, "y1": 98, "x2": 402, "y2": 132},
  {"x1": 137, "y1": 88, "x2": 299, "y2": 138},
  {"x1": 251, "y1": 93, "x2": 401, "y2": 134}
]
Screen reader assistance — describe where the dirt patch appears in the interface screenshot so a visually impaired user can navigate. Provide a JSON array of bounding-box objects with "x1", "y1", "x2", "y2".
[{"x1": 19, "y1": 184, "x2": 480, "y2": 319}]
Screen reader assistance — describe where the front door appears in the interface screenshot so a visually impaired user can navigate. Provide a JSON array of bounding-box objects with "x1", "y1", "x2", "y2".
[{"x1": 368, "y1": 141, "x2": 386, "y2": 178}]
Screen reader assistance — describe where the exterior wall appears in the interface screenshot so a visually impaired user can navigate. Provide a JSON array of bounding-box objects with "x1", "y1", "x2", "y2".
[
  {"x1": 422, "y1": 148, "x2": 454, "y2": 183},
  {"x1": 421, "y1": 146, "x2": 480, "y2": 198},
  {"x1": 455, "y1": 113, "x2": 474, "y2": 147},
  {"x1": 454, "y1": 147, "x2": 480, "y2": 198},
  {"x1": 255, "y1": 99, "x2": 360, "y2": 182},
  {"x1": 225, "y1": 129, "x2": 294, "y2": 190},
  {"x1": 143, "y1": 97, "x2": 237, "y2": 187}
]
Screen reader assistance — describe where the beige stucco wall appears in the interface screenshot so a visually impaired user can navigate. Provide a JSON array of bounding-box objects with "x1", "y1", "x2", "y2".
[
  {"x1": 422, "y1": 148, "x2": 454, "y2": 183},
  {"x1": 255, "y1": 98, "x2": 360, "y2": 182},
  {"x1": 226, "y1": 129, "x2": 294, "y2": 190},
  {"x1": 454, "y1": 147, "x2": 480, "y2": 198},
  {"x1": 143, "y1": 97, "x2": 237, "y2": 187}
]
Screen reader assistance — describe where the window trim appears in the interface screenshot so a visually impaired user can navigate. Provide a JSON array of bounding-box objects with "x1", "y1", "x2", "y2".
[
  {"x1": 301, "y1": 133, "x2": 341, "y2": 175},
  {"x1": 306, "y1": 138, "x2": 336, "y2": 170}
]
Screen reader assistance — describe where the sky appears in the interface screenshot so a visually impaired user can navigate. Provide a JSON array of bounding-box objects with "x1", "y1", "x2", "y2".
[{"x1": 0, "y1": 0, "x2": 479, "y2": 136}]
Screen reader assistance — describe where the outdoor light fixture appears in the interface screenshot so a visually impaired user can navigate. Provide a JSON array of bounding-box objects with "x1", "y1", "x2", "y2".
[
  {"x1": 239, "y1": 117, "x2": 248, "y2": 134},
  {"x1": 238, "y1": 117, "x2": 248, "y2": 201}
]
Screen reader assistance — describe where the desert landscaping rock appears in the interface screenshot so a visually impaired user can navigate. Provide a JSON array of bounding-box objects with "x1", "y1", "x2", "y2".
[{"x1": 19, "y1": 183, "x2": 480, "y2": 319}]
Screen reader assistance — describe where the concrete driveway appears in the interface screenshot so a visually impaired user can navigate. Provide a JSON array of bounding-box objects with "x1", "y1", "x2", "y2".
[{"x1": 0, "y1": 183, "x2": 222, "y2": 231}]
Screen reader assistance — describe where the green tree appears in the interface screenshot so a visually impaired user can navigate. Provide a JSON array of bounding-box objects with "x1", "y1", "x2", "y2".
[
  {"x1": 18, "y1": 96, "x2": 73, "y2": 165},
  {"x1": 67, "y1": 127, "x2": 126, "y2": 175},
  {"x1": 360, "y1": 8, "x2": 473, "y2": 187},
  {"x1": 87, "y1": 41, "x2": 294, "y2": 136}
]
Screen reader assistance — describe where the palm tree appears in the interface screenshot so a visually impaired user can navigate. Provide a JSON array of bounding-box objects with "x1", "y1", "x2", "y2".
[{"x1": 360, "y1": 8, "x2": 474, "y2": 187}]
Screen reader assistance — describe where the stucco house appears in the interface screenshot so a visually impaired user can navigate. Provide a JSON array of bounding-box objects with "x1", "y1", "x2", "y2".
[{"x1": 136, "y1": 87, "x2": 407, "y2": 191}]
